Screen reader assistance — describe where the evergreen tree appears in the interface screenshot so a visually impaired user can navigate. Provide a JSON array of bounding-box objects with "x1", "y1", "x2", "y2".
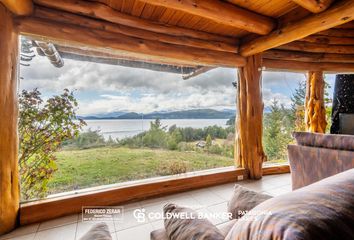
[
  {"x1": 205, "y1": 134, "x2": 212, "y2": 149},
  {"x1": 263, "y1": 99, "x2": 288, "y2": 161},
  {"x1": 290, "y1": 80, "x2": 306, "y2": 122}
]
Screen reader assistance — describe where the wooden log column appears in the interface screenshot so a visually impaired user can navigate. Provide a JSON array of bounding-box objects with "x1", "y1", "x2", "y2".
[
  {"x1": 0, "y1": 4, "x2": 20, "y2": 234},
  {"x1": 235, "y1": 55, "x2": 266, "y2": 179},
  {"x1": 305, "y1": 71, "x2": 327, "y2": 133}
]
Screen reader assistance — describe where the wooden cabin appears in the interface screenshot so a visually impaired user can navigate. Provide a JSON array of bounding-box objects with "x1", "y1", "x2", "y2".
[{"x1": 0, "y1": 0, "x2": 354, "y2": 236}]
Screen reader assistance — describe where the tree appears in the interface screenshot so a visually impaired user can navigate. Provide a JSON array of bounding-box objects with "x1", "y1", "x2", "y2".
[
  {"x1": 289, "y1": 80, "x2": 306, "y2": 131},
  {"x1": 206, "y1": 134, "x2": 212, "y2": 150},
  {"x1": 142, "y1": 118, "x2": 167, "y2": 148},
  {"x1": 19, "y1": 89, "x2": 86, "y2": 200},
  {"x1": 263, "y1": 99, "x2": 289, "y2": 161}
]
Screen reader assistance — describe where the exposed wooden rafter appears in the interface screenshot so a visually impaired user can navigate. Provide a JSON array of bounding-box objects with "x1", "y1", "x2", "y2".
[
  {"x1": 291, "y1": 0, "x2": 334, "y2": 13},
  {"x1": 33, "y1": 41, "x2": 64, "y2": 68},
  {"x1": 33, "y1": 0, "x2": 237, "y2": 45},
  {"x1": 15, "y1": 17, "x2": 246, "y2": 68},
  {"x1": 263, "y1": 59, "x2": 354, "y2": 72},
  {"x1": 60, "y1": 51, "x2": 200, "y2": 74},
  {"x1": 138, "y1": 0, "x2": 275, "y2": 35},
  {"x1": 241, "y1": 0, "x2": 354, "y2": 56},
  {"x1": 0, "y1": 0, "x2": 33, "y2": 15},
  {"x1": 277, "y1": 41, "x2": 354, "y2": 54},
  {"x1": 53, "y1": 45, "x2": 197, "y2": 68},
  {"x1": 263, "y1": 50, "x2": 354, "y2": 63},
  {"x1": 182, "y1": 67, "x2": 214, "y2": 80},
  {"x1": 33, "y1": 7, "x2": 238, "y2": 53},
  {"x1": 301, "y1": 35, "x2": 354, "y2": 45}
]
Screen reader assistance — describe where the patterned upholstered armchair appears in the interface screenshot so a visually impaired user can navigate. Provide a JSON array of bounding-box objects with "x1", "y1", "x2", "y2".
[{"x1": 288, "y1": 132, "x2": 354, "y2": 190}]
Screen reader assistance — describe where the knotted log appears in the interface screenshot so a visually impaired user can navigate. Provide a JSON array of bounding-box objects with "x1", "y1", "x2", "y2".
[
  {"x1": 305, "y1": 71, "x2": 327, "y2": 133},
  {"x1": 0, "y1": 4, "x2": 20, "y2": 234},
  {"x1": 235, "y1": 54, "x2": 266, "y2": 179}
]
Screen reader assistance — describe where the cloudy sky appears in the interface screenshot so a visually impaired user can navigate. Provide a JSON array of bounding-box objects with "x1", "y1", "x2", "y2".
[{"x1": 20, "y1": 54, "x2": 335, "y2": 116}]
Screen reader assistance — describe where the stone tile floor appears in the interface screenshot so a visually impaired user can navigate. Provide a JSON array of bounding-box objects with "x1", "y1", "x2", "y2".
[{"x1": 0, "y1": 173, "x2": 291, "y2": 240}]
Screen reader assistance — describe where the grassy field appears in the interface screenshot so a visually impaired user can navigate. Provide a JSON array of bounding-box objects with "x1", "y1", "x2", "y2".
[{"x1": 48, "y1": 147, "x2": 234, "y2": 194}]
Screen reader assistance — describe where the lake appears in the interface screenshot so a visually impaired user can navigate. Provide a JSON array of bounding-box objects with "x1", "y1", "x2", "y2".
[{"x1": 83, "y1": 119, "x2": 229, "y2": 140}]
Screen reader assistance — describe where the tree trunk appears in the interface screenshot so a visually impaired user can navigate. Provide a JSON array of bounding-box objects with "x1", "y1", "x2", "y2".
[
  {"x1": 330, "y1": 74, "x2": 354, "y2": 134},
  {"x1": 235, "y1": 55, "x2": 266, "y2": 179},
  {"x1": 305, "y1": 71, "x2": 327, "y2": 133},
  {"x1": 0, "y1": 4, "x2": 20, "y2": 234}
]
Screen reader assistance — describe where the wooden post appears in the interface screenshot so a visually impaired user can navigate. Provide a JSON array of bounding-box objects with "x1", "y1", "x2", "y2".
[
  {"x1": 235, "y1": 55, "x2": 266, "y2": 179},
  {"x1": 0, "y1": 4, "x2": 20, "y2": 234},
  {"x1": 305, "y1": 71, "x2": 327, "y2": 133}
]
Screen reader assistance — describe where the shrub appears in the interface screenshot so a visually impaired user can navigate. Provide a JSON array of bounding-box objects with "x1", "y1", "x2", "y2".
[
  {"x1": 177, "y1": 142, "x2": 195, "y2": 152},
  {"x1": 19, "y1": 89, "x2": 85, "y2": 200},
  {"x1": 160, "y1": 160, "x2": 188, "y2": 175},
  {"x1": 208, "y1": 144, "x2": 223, "y2": 155},
  {"x1": 64, "y1": 129, "x2": 106, "y2": 149}
]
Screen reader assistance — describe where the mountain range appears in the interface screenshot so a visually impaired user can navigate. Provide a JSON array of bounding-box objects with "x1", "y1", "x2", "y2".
[{"x1": 80, "y1": 109, "x2": 235, "y2": 120}]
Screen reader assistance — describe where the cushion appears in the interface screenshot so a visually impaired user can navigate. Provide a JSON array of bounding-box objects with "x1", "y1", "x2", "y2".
[
  {"x1": 79, "y1": 222, "x2": 112, "y2": 240},
  {"x1": 225, "y1": 168, "x2": 354, "y2": 240},
  {"x1": 292, "y1": 132, "x2": 354, "y2": 151},
  {"x1": 163, "y1": 203, "x2": 224, "y2": 240},
  {"x1": 228, "y1": 184, "x2": 272, "y2": 219},
  {"x1": 150, "y1": 228, "x2": 169, "y2": 240},
  {"x1": 150, "y1": 219, "x2": 238, "y2": 240}
]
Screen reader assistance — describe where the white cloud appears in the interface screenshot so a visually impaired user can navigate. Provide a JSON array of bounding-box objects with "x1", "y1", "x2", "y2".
[{"x1": 20, "y1": 54, "x2": 305, "y2": 115}]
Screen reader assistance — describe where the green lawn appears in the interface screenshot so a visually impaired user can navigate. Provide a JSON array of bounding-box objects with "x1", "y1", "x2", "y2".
[{"x1": 48, "y1": 147, "x2": 234, "y2": 194}]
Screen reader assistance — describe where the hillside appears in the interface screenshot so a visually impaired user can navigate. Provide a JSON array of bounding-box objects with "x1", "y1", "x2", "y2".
[{"x1": 81, "y1": 109, "x2": 235, "y2": 120}]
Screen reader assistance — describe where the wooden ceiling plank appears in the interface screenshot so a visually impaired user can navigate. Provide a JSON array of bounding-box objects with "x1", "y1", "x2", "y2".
[
  {"x1": 131, "y1": 1, "x2": 146, "y2": 16},
  {"x1": 291, "y1": 0, "x2": 334, "y2": 13},
  {"x1": 33, "y1": 0, "x2": 237, "y2": 45},
  {"x1": 140, "y1": 3, "x2": 155, "y2": 19},
  {"x1": 227, "y1": 0, "x2": 297, "y2": 18},
  {"x1": 139, "y1": 0, "x2": 276, "y2": 35},
  {"x1": 15, "y1": 17, "x2": 246, "y2": 67},
  {"x1": 33, "y1": 7, "x2": 239, "y2": 53},
  {"x1": 150, "y1": 6, "x2": 166, "y2": 21},
  {"x1": 121, "y1": 0, "x2": 135, "y2": 14},
  {"x1": 241, "y1": 0, "x2": 354, "y2": 56},
  {"x1": 0, "y1": 0, "x2": 33, "y2": 15}
]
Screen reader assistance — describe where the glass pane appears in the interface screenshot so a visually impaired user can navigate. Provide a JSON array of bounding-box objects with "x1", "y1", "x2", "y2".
[{"x1": 18, "y1": 36, "x2": 237, "y2": 202}]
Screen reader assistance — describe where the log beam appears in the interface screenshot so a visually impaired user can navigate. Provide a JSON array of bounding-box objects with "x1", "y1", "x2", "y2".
[
  {"x1": 235, "y1": 55, "x2": 266, "y2": 179},
  {"x1": 0, "y1": 0, "x2": 33, "y2": 15},
  {"x1": 139, "y1": 0, "x2": 275, "y2": 35},
  {"x1": 33, "y1": 7, "x2": 238, "y2": 53},
  {"x1": 263, "y1": 59, "x2": 354, "y2": 73},
  {"x1": 15, "y1": 17, "x2": 246, "y2": 68},
  {"x1": 276, "y1": 41, "x2": 354, "y2": 54},
  {"x1": 241, "y1": 0, "x2": 354, "y2": 56},
  {"x1": 263, "y1": 50, "x2": 354, "y2": 63},
  {"x1": 291, "y1": 0, "x2": 334, "y2": 13},
  {"x1": 317, "y1": 28, "x2": 354, "y2": 38},
  {"x1": 0, "y1": 4, "x2": 20, "y2": 235},
  {"x1": 301, "y1": 35, "x2": 354, "y2": 45},
  {"x1": 305, "y1": 71, "x2": 327, "y2": 133},
  {"x1": 33, "y1": 0, "x2": 237, "y2": 45}
]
